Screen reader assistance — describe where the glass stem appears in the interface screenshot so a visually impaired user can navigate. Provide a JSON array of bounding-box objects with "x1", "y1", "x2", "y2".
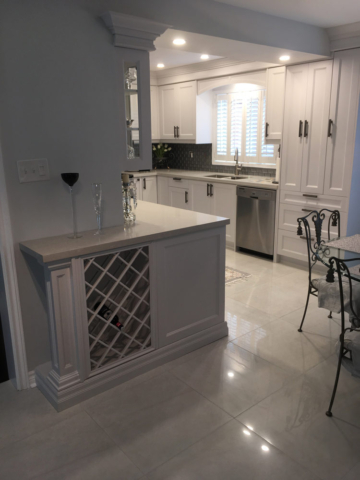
[
  {"x1": 96, "y1": 213, "x2": 101, "y2": 234},
  {"x1": 70, "y1": 186, "x2": 77, "y2": 239}
]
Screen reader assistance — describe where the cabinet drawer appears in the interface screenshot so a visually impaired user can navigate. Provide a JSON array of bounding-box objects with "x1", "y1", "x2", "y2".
[
  {"x1": 280, "y1": 191, "x2": 348, "y2": 210},
  {"x1": 279, "y1": 204, "x2": 347, "y2": 236},
  {"x1": 277, "y1": 229, "x2": 309, "y2": 262},
  {"x1": 169, "y1": 177, "x2": 190, "y2": 188}
]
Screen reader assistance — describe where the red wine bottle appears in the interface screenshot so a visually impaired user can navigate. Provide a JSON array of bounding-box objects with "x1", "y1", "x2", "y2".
[{"x1": 94, "y1": 302, "x2": 123, "y2": 330}]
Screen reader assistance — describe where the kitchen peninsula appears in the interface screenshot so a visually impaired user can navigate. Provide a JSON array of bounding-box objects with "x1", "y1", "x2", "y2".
[{"x1": 20, "y1": 201, "x2": 229, "y2": 411}]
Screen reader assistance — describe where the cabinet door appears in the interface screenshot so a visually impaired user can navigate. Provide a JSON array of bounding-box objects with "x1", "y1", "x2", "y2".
[
  {"x1": 134, "y1": 177, "x2": 142, "y2": 201},
  {"x1": 157, "y1": 176, "x2": 170, "y2": 205},
  {"x1": 281, "y1": 64, "x2": 308, "y2": 192},
  {"x1": 301, "y1": 61, "x2": 333, "y2": 194},
  {"x1": 142, "y1": 177, "x2": 157, "y2": 203},
  {"x1": 212, "y1": 183, "x2": 237, "y2": 246},
  {"x1": 169, "y1": 186, "x2": 191, "y2": 210},
  {"x1": 191, "y1": 181, "x2": 212, "y2": 214},
  {"x1": 177, "y1": 81, "x2": 197, "y2": 141},
  {"x1": 324, "y1": 49, "x2": 360, "y2": 197},
  {"x1": 265, "y1": 66, "x2": 286, "y2": 142},
  {"x1": 150, "y1": 86, "x2": 160, "y2": 141},
  {"x1": 159, "y1": 85, "x2": 178, "y2": 139}
]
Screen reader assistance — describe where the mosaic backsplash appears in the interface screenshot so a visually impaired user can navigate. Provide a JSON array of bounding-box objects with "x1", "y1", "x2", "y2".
[{"x1": 152, "y1": 143, "x2": 276, "y2": 177}]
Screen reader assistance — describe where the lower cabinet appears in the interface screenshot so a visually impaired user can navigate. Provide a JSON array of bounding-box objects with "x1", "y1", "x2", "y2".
[
  {"x1": 134, "y1": 176, "x2": 158, "y2": 203},
  {"x1": 169, "y1": 186, "x2": 191, "y2": 210},
  {"x1": 191, "y1": 180, "x2": 236, "y2": 246},
  {"x1": 157, "y1": 176, "x2": 170, "y2": 205}
]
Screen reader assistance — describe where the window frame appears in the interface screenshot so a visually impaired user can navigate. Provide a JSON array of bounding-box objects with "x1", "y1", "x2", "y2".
[{"x1": 212, "y1": 89, "x2": 277, "y2": 168}]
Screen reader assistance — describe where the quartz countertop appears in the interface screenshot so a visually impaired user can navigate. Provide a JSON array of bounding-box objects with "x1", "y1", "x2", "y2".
[
  {"x1": 19, "y1": 201, "x2": 229, "y2": 264},
  {"x1": 126, "y1": 169, "x2": 278, "y2": 190}
]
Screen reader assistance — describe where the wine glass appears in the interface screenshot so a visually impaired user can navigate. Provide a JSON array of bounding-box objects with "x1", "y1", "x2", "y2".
[
  {"x1": 92, "y1": 183, "x2": 103, "y2": 235},
  {"x1": 61, "y1": 173, "x2": 82, "y2": 239}
]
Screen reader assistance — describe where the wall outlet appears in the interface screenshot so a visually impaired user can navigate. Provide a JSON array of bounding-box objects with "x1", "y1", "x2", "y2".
[
  {"x1": 17, "y1": 159, "x2": 50, "y2": 183},
  {"x1": 189, "y1": 151, "x2": 193, "y2": 158}
]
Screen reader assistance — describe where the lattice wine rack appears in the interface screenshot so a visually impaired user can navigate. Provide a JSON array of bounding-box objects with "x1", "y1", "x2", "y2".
[{"x1": 83, "y1": 246, "x2": 151, "y2": 372}]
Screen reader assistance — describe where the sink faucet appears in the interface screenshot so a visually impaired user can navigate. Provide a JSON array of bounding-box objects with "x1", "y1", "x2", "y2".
[{"x1": 234, "y1": 148, "x2": 242, "y2": 176}]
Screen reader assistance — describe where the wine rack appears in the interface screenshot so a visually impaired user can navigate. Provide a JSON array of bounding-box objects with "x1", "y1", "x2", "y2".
[{"x1": 83, "y1": 246, "x2": 151, "y2": 372}]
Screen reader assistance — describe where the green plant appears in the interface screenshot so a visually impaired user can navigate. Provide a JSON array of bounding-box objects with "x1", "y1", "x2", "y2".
[{"x1": 152, "y1": 143, "x2": 172, "y2": 158}]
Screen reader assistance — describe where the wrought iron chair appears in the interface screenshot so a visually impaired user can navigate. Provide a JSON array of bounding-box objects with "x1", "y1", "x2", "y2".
[
  {"x1": 325, "y1": 256, "x2": 360, "y2": 416},
  {"x1": 296, "y1": 209, "x2": 341, "y2": 332}
]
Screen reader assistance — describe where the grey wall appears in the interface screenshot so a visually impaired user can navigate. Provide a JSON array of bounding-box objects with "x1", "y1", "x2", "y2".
[
  {"x1": 0, "y1": 0, "x2": 330, "y2": 373},
  {"x1": 347, "y1": 105, "x2": 360, "y2": 236}
]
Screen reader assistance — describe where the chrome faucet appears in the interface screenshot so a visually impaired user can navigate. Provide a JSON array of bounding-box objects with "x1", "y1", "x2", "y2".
[{"x1": 234, "y1": 148, "x2": 242, "y2": 176}]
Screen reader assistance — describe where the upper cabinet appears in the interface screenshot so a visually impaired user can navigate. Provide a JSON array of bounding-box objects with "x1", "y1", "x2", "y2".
[
  {"x1": 324, "y1": 49, "x2": 360, "y2": 197},
  {"x1": 150, "y1": 85, "x2": 160, "y2": 141},
  {"x1": 265, "y1": 66, "x2": 286, "y2": 143},
  {"x1": 281, "y1": 61, "x2": 333, "y2": 194},
  {"x1": 158, "y1": 81, "x2": 212, "y2": 143}
]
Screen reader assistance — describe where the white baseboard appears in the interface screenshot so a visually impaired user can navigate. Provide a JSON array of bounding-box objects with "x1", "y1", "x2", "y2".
[{"x1": 28, "y1": 370, "x2": 36, "y2": 388}]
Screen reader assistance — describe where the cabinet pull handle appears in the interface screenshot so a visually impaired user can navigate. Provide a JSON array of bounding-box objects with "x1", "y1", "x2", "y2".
[
  {"x1": 207, "y1": 184, "x2": 210, "y2": 196},
  {"x1": 300, "y1": 235, "x2": 314, "y2": 241},
  {"x1": 302, "y1": 208, "x2": 315, "y2": 212},
  {"x1": 304, "y1": 120, "x2": 309, "y2": 138},
  {"x1": 185, "y1": 191, "x2": 188, "y2": 203},
  {"x1": 173, "y1": 177, "x2": 182, "y2": 181},
  {"x1": 265, "y1": 122, "x2": 269, "y2": 137},
  {"x1": 210, "y1": 184, "x2": 213, "y2": 197},
  {"x1": 176, "y1": 126, "x2": 180, "y2": 138},
  {"x1": 303, "y1": 194, "x2": 317, "y2": 198},
  {"x1": 143, "y1": 178, "x2": 146, "y2": 190},
  {"x1": 328, "y1": 119, "x2": 333, "y2": 137},
  {"x1": 174, "y1": 126, "x2": 176, "y2": 138},
  {"x1": 298, "y1": 120, "x2": 303, "y2": 138}
]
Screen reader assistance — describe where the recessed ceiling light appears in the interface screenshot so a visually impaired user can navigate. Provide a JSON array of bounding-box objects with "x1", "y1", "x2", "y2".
[
  {"x1": 157, "y1": 63, "x2": 165, "y2": 68},
  {"x1": 279, "y1": 55, "x2": 290, "y2": 61},
  {"x1": 201, "y1": 54, "x2": 209, "y2": 60},
  {"x1": 173, "y1": 38, "x2": 186, "y2": 45}
]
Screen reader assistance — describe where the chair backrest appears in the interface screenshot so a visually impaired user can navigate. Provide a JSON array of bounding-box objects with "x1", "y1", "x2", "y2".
[{"x1": 296, "y1": 209, "x2": 341, "y2": 283}]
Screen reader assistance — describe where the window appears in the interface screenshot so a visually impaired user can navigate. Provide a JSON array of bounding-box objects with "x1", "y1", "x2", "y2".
[{"x1": 213, "y1": 89, "x2": 276, "y2": 166}]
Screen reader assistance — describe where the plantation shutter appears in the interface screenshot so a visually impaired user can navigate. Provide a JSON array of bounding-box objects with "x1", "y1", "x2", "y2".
[
  {"x1": 245, "y1": 96, "x2": 259, "y2": 157},
  {"x1": 261, "y1": 96, "x2": 275, "y2": 158},
  {"x1": 216, "y1": 97, "x2": 228, "y2": 156},
  {"x1": 230, "y1": 97, "x2": 242, "y2": 157}
]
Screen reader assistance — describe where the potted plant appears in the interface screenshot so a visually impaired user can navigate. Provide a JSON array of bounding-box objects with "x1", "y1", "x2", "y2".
[{"x1": 152, "y1": 143, "x2": 172, "y2": 169}]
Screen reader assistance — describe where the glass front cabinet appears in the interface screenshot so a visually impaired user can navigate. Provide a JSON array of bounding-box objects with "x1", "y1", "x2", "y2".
[{"x1": 101, "y1": 11, "x2": 169, "y2": 171}]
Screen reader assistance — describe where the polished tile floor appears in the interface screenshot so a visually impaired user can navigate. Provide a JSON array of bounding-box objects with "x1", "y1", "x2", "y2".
[{"x1": 1, "y1": 250, "x2": 360, "y2": 479}]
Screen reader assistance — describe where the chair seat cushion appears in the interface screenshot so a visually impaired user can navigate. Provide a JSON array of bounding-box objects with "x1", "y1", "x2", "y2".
[
  {"x1": 339, "y1": 332, "x2": 360, "y2": 378},
  {"x1": 311, "y1": 277, "x2": 321, "y2": 290}
]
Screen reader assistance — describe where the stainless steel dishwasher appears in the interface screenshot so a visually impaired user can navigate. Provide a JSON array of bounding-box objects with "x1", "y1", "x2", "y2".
[{"x1": 236, "y1": 186, "x2": 276, "y2": 256}]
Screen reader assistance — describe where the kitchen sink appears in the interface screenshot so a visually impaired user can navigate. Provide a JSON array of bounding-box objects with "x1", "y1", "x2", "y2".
[
  {"x1": 205, "y1": 174, "x2": 231, "y2": 178},
  {"x1": 229, "y1": 175, "x2": 248, "y2": 180}
]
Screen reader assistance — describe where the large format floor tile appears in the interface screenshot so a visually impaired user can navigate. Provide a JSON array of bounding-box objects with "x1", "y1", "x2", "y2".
[
  {"x1": 237, "y1": 357, "x2": 360, "y2": 480},
  {"x1": 0, "y1": 380, "x2": 81, "y2": 450},
  {"x1": 171, "y1": 340, "x2": 293, "y2": 417},
  {"x1": 0, "y1": 412, "x2": 123, "y2": 480},
  {"x1": 146, "y1": 420, "x2": 320, "y2": 480},
  {"x1": 233, "y1": 317, "x2": 336, "y2": 375},
  {"x1": 105, "y1": 389, "x2": 231, "y2": 474}
]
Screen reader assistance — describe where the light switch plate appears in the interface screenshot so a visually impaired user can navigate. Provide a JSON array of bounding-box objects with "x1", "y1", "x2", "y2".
[{"x1": 17, "y1": 158, "x2": 50, "y2": 183}]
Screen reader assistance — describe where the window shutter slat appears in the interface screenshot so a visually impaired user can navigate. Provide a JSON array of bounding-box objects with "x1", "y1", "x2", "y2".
[
  {"x1": 230, "y1": 98, "x2": 242, "y2": 156},
  {"x1": 216, "y1": 99, "x2": 227, "y2": 156},
  {"x1": 245, "y1": 97, "x2": 259, "y2": 157}
]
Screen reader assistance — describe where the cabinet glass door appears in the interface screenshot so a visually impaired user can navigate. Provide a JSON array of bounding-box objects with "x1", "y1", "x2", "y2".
[{"x1": 124, "y1": 62, "x2": 140, "y2": 160}]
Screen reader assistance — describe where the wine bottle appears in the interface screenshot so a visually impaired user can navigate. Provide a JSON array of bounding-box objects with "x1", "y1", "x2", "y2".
[{"x1": 94, "y1": 302, "x2": 123, "y2": 330}]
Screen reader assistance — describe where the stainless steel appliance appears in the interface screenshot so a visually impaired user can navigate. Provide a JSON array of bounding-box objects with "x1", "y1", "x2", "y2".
[{"x1": 236, "y1": 186, "x2": 276, "y2": 256}]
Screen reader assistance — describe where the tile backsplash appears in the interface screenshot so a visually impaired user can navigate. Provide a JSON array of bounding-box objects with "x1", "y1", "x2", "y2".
[{"x1": 152, "y1": 143, "x2": 276, "y2": 177}]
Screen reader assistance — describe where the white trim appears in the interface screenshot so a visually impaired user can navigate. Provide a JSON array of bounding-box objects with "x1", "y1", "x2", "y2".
[
  {"x1": 327, "y1": 22, "x2": 360, "y2": 51},
  {"x1": 28, "y1": 370, "x2": 36, "y2": 388},
  {"x1": 0, "y1": 143, "x2": 29, "y2": 390}
]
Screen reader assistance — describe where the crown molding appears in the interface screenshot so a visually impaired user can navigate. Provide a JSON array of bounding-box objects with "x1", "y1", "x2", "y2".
[
  {"x1": 101, "y1": 12, "x2": 171, "y2": 51},
  {"x1": 327, "y1": 21, "x2": 360, "y2": 51}
]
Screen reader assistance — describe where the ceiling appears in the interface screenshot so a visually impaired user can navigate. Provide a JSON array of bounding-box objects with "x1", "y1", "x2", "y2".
[
  {"x1": 212, "y1": 0, "x2": 360, "y2": 28},
  {"x1": 151, "y1": 28, "x2": 328, "y2": 72}
]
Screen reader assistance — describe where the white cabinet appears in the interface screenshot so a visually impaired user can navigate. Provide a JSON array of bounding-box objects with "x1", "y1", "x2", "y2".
[
  {"x1": 159, "y1": 81, "x2": 211, "y2": 143},
  {"x1": 169, "y1": 186, "x2": 191, "y2": 210},
  {"x1": 157, "y1": 176, "x2": 170, "y2": 205},
  {"x1": 301, "y1": 61, "x2": 333, "y2": 194},
  {"x1": 150, "y1": 86, "x2": 160, "y2": 141},
  {"x1": 324, "y1": 49, "x2": 360, "y2": 197},
  {"x1": 191, "y1": 180, "x2": 236, "y2": 246},
  {"x1": 134, "y1": 176, "x2": 157, "y2": 203},
  {"x1": 281, "y1": 61, "x2": 333, "y2": 194},
  {"x1": 265, "y1": 66, "x2": 286, "y2": 143},
  {"x1": 281, "y1": 63, "x2": 308, "y2": 192}
]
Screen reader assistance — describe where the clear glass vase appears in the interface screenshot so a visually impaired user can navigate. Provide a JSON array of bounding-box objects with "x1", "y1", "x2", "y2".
[{"x1": 92, "y1": 183, "x2": 104, "y2": 235}]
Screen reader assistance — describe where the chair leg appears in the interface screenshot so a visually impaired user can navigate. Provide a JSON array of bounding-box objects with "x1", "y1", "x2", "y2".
[
  {"x1": 298, "y1": 287, "x2": 311, "y2": 333},
  {"x1": 328, "y1": 311, "x2": 333, "y2": 319},
  {"x1": 326, "y1": 335, "x2": 344, "y2": 417}
]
